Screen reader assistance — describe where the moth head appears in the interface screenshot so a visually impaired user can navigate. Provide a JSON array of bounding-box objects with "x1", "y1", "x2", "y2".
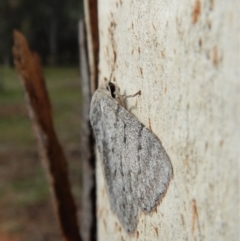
[{"x1": 106, "y1": 82, "x2": 120, "y2": 99}]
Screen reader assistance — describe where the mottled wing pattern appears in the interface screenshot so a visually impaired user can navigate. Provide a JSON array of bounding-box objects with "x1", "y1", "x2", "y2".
[{"x1": 90, "y1": 86, "x2": 173, "y2": 232}]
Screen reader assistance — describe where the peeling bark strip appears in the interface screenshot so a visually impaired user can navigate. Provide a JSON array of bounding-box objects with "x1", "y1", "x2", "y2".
[
  {"x1": 83, "y1": 0, "x2": 99, "y2": 93},
  {"x1": 78, "y1": 20, "x2": 96, "y2": 241},
  {"x1": 12, "y1": 30, "x2": 81, "y2": 241}
]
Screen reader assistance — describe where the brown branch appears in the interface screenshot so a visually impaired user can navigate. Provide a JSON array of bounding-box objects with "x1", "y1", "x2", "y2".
[{"x1": 12, "y1": 30, "x2": 82, "y2": 241}]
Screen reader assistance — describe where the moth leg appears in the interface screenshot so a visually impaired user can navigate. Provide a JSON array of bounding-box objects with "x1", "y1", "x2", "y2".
[
  {"x1": 116, "y1": 90, "x2": 141, "y2": 108},
  {"x1": 122, "y1": 90, "x2": 141, "y2": 99}
]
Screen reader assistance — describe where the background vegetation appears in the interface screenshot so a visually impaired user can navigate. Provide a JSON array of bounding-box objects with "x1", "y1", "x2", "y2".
[
  {"x1": 0, "y1": 66, "x2": 82, "y2": 241},
  {"x1": 0, "y1": 1, "x2": 83, "y2": 240},
  {"x1": 0, "y1": 0, "x2": 82, "y2": 65}
]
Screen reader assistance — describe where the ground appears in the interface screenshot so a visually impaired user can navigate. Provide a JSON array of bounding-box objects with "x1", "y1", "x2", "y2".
[{"x1": 0, "y1": 66, "x2": 82, "y2": 241}]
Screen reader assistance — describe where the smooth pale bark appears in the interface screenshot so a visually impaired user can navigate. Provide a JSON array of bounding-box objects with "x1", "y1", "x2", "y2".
[{"x1": 96, "y1": 0, "x2": 240, "y2": 240}]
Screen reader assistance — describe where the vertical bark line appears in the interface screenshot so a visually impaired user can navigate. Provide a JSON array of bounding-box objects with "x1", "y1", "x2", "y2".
[
  {"x1": 81, "y1": 0, "x2": 100, "y2": 239},
  {"x1": 12, "y1": 30, "x2": 82, "y2": 241},
  {"x1": 79, "y1": 20, "x2": 97, "y2": 241},
  {"x1": 83, "y1": 0, "x2": 99, "y2": 92},
  {"x1": 82, "y1": 0, "x2": 99, "y2": 239}
]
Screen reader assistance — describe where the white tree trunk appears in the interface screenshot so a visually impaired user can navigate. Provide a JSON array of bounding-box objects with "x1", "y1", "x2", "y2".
[{"x1": 96, "y1": 0, "x2": 240, "y2": 240}]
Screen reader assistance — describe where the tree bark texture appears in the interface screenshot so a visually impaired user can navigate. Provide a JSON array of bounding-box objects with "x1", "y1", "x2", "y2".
[
  {"x1": 78, "y1": 20, "x2": 97, "y2": 241},
  {"x1": 96, "y1": 1, "x2": 240, "y2": 240},
  {"x1": 83, "y1": 0, "x2": 99, "y2": 93}
]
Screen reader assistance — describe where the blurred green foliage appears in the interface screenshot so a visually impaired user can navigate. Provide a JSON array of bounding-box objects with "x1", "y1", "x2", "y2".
[
  {"x1": 0, "y1": 66, "x2": 82, "y2": 237},
  {"x1": 0, "y1": 66, "x2": 81, "y2": 150},
  {"x1": 0, "y1": 0, "x2": 83, "y2": 66}
]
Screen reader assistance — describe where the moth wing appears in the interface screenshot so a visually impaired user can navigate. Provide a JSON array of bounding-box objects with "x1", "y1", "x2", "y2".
[
  {"x1": 90, "y1": 89, "x2": 173, "y2": 232},
  {"x1": 90, "y1": 89, "x2": 139, "y2": 232}
]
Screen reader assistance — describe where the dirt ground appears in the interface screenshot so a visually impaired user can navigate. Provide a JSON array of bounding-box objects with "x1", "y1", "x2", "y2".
[
  {"x1": 0, "y1": 147, "x2": 82, "y2": 241},
  {"x1": 0, "y1": 67, "x2": 82, "y2": 241}
]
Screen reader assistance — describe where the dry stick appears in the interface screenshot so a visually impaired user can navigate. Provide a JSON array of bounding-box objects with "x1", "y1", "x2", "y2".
[{"x1": 12, "y1": 30, "x2": 82, "y2": 241}]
